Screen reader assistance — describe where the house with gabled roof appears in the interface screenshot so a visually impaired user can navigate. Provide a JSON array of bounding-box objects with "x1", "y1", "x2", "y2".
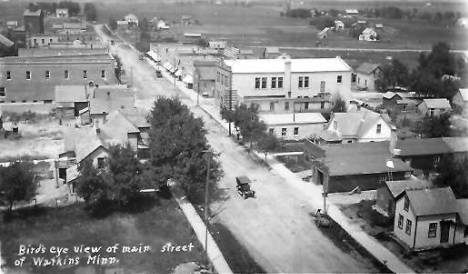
[
  {"x1": 0, "y1": 33, "x2": 14, "y2": 49},
  {"x1": 319, "y1": 111, "x2": 393, "y2": 144},
  {"x1": 307, "y1": 140, "x2": 413, "y2": 193},
  {"x1": 375, "y1": 179, "x2": 431, "y2": 218},
  {"x1": 359, "y1": 28, "x2": 378, "y2": 42},
  {"x1": 262, "y1": 47, "x2": 281, "y2": 59},
  {"x1": 418, "y1": 98, "x2": 451, "y2": 117},
  {"x1": 394, "y1": 187, "x2": 468, "y2": 250},
  {"x1": 55, "y1": 85, "x2": 89, "y2": 118},
  {"x1": 355, "y1": 62, "x2": 382, "y2": 91},
  {"x1": 452, "y1": 88, "x2": 468, "y2": 116},
  {"x1": 261, "y1": 112, "x2": 327, "y2": 140}
]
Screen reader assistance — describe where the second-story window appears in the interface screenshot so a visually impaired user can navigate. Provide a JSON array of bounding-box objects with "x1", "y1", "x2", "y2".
[
  {"x1": 101, "y1": 70, "x2": 106, "y2": 79},
  {"x1": 376, "y1": 124, "x2": 382, "y2": 134},
  {"x1": 304, "y1": 76, "x2": 309, "y2": 88},
  {"x1": 255, "y1": 77, "x2": 260, "y2": 89},
  {"x1": 285, "y1": 102, "x2": 289, "y2": 111},
  {"x1": 404, "y1": 196, "x2": 409, "y2": 211},
  {"x1": 320, "y1": 81, "x2": 326, "y2": 93},
  {"x1": 64, "y1": 70, "x2": 69, "y2": 79},
  {"x1": 45, "y1": 70, "x2": 50, "y2": 80},
  {"x1": 261, "y1": 77, "x2": 267, "y2": 89},
  {"x1": 278, "y1": 77, "x2": 283, "y2": 88},
  {"x1": 26, "y1": 71, "x2": 31, "y2": 80},
  {"x1": 298, "y1": 76, "x2": 303, "y2": 88},
  {"x1": 83, "y1": 70, "x2": 87, "y2": 79},
  {"x1": 337, "y1": 75, "x2": 342, "y2": 83},
  {"x1": 6, "y1": 71, "x2": 11, "y2": 80},
  {"x1": 271, "y1": 77, "x2": 277, "y2": 89}
]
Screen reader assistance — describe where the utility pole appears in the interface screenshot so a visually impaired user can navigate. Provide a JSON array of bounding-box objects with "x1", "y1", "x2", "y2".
[
  {"x1": 228, "y1": 88, "x2": 232, "y2": 136},
  {"x1": 203, "y1": 149, "x2": 212, "y2": 270},
  {"x1": 197, "y1": 69, "x2": 200, "y2": 106}
]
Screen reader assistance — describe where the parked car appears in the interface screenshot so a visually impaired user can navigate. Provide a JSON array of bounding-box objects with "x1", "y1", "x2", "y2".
[{"x1": 236, "y1": 176, "x2": 256, "y2": 199}]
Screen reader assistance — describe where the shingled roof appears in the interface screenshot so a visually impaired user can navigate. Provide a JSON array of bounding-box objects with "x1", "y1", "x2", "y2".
[
  {"x1": 405, "y1": 187, "x2": 458, "y2": 217},
  {"x1": 355, "y1": 62, "x2": 380, "y2": 75}
]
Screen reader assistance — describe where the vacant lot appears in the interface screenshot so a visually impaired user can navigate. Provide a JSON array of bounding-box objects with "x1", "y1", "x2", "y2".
[{"x1": 1, "y1": 198, "x2": 204, "y2": 274}]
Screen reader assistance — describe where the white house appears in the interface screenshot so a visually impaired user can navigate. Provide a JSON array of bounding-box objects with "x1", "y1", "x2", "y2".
[
  {"x1": 319, "y1": 111, "x2": 393, "y2": 144},
  {"x1": 317, "y1": 27, "x2": 331, "y2": 39},
  {"x1": 334, "y1": 20, "x2": 345, "y2": 31},
  {"x1": 56, "y1": 8, "x2": 68, "y2": 18},
  {"x1": 394, "y1": 187, "x2": 468, "y2": 251},
  {"x1": 345, "y1": 9, "x2": 359, "y2": 16},
  {"x1": 124, "y1": 13, "x2": 139, "y2": 27},
  {"x1": 355, "y1": 62, "x2": 382, "y2": 91},
  {"x1": 209, "y1": 41, "x2": 227, "y2": 50},
  {"x1": 418, "y1": 98, "x2": 452, "y2": 117},
  {"x1": 261, "y1": 112, "x2": 327, "y2": 140},
  {"x1": 217, "y1": 57, "x2": 353, "y2": 113},
  {"x1": 457, "y1": 17, "x2": 468, "y2": 28},
  {"x1": 157, "y1": 20, "x2": 169, "y2": 30},
  {"x1": 359, "y1": 28, "x2": 378, "y2": 41},
  {"x1": 452, "y1": 88, "x2": 468, "y2": 116}
]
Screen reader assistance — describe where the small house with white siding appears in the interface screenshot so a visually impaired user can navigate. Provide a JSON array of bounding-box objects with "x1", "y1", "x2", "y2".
[
  {"x1": 418, "y1": 98, "x2": 451, "y2": 117},
  {"x1": 261, "y1": 112, "x2": 327, "y2": 140},
  {"x1": 452, "y1": 88, "x2": 468, "y2": 116},
  {"x1": 359, "y1": 28, "x2": 378, "y2": 41},
  {"x1": 394, "y1": 187, "x2": 468, "y2": 251},
  {"x1": 355, "y1": 62, "x2": 382, "y2": 91},
  {"x1": 334, "y1": 20, "x2": 345, "y2": 31}
]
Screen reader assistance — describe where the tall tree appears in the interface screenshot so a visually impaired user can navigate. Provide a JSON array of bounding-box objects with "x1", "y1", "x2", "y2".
[
  {"x1": 148, "y1": 98, "x2": 221, "y2": 202},
  {"x1": 0, "y1": 162, "x2": 36, "y2": 213},
  {"x1": 108, "y1": 18, "x2": 118, "y2": 30},
  {"x1": 419, "y1": 113, "x2": 452, "y2": 138},
  {"x1": 434, "y1": 154, "x2": 468, "y2": 198},
  {"x1": 84, "y1": 3, "x2": 97, "y2": 22},
  {"x1": 76, "y1": 158, "x2": 110, "y2": 205},
  {"x1": 376, "y1": 58, "x2": 410, "y2": 91},
  {"x1": 257, "y1": 133, "x2": 281, "y2": 161}
]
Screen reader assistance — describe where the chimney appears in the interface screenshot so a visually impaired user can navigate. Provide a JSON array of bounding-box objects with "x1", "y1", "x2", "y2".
[{"x1": 389, "y1": 126, "x2": 400, "y2": 157}]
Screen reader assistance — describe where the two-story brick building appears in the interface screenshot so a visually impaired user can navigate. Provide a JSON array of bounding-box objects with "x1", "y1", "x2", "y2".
[
  {"x1": 0, "y1": 51, "x2": 117, "y2": 103},
  {"x1": 215, "y1": 57, "x2": 352, "y2": 114}
]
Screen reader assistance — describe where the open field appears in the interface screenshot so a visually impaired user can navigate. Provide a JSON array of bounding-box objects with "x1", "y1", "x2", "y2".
[{"x1": 1, "y1": 198, "x2": 205, "y2": 274}]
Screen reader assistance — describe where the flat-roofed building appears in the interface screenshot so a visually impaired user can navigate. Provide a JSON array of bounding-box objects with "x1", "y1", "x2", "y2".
[
  {"x1": 0, "y1": 53, "x2": 117, "y2": 103},
  {"x1": 216, "y1": 57, "x2": 352, "y2": 113}
]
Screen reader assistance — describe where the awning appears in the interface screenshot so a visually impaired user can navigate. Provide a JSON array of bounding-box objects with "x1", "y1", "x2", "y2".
[{"x1": 182, "y1": 74, "x2": 193, "y2": 84}]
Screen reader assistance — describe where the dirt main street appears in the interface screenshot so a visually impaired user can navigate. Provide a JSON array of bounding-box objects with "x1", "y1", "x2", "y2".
[{"x1": 96, "y1": 25, "x2": 380, "y2": 273}]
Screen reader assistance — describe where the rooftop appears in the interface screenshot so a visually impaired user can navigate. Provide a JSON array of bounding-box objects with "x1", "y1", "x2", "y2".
[
  {"x1": 456, "y1": 199, "x2": 468, "y2": 225},
  {"x1": 18, "y1": 48, "x2": 109, "y2": 58},
  {"x1": 355, "y1": 62, "x2": 380, "y2": 75},
  {"x1": 385, "y1": 179, "x2": 431, "y2": 199},
  {"x1": 397, "y1": 137, "x2": 468, "y2": 156},
  {"x1": 316, "y1": 141, "x2": 413, "y2": 176},
  {"x1": 422, "y1": 98, "x2": 451, "y2": 109},
  {"x1": 24, "y1": 9, "x2": 42, "y2": 16},
  {"x1": 405, "y1": 187, "x2": 457, "y2": 217},
  {"x1": 224, "y1": 57, "x2": 352, "y2": 74},
  {"x1": 320, "y1": 111, "x2": 387, "y2": 140},
  {"x1": 260, "y1": 113, "x2": 326, "y2": 125},
  {"x1": 55, "y1": 85, "x2": 88, "y2": 103},
  {"x1": 457, "y1": 88, "x2": 468, "y2": 101},
  {"x1": 0, "y1": 33, "x2": 14, "y2": 48}
]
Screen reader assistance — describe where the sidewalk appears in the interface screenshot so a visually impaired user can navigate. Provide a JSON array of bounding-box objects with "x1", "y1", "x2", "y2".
[
  {"x1": 169, "y1": 73, "x2": 414, "y2": 273},
  {"x1": 171, "y1": 184, "x2": 233, "y2": 274}
]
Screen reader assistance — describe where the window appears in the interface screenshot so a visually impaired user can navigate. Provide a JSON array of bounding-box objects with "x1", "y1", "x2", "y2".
[
  {"x1": 404, "y1": 196, "x2": 409, "y2": 211},
  {"x1": 269, "y1": 128, "x2": 274, "y2": 134},
  {"x1": 271, "y1": 77, "x2": 277, "y2": 89},
  {"x1": 281, "y1": 128, "x2": 287, "y2": 137},
  {"x1": 49, "y1": 38, "x2": 53, "y2": 43},
  {"x1": 321, "y1": 101, "x2": 325, "y2": 109},
  {"x1": 433, "y1": 156, "x2": 440, "y2": 166},
  {"x1": 398, "y1": 214, "x2": 404, "y2": 229},
  {"x1": 337, "y1": 75, "x2": 342, "y2": 83},
  {"x1": 26, "y1": 71, "x2": 31, "y2": 80},
  {"x1": 41, "y1": 38, "x2": 45, "y2": 44},
  {"x1": 285, "y1": 102, "x2": 289, "y2": 111},
  {"x1": 270, "y1": 102, "x2": 275, "y2": 111},
  {"x1": 33, "y1": 38, "x2": 37, "y2": 45},
  {"x1": 294, "y1": 127, "x2": 299, "y2": 136},
  {"x1": 221, "y1": 74, "x2": 224, "y2": 85},
  {"x1": 64, "y1": 70, "x2": 69, "y2": 79},
  {"x1": 224, "y1": 75, "x2": 228, "y2": 87},
  {"x1": 0, "y1": 87, "x2": 5, "y2": 97},
  {"x1": 320, "y1": 81, "x2": 326, "y2": 93},
  {"x1": 304, "y1": 102, "x2": 309, "y2": 110},
  {"x1": 45, "y1": 70, "x2": 50, "y2": 80},
  {"x1": 304, "y1": 76, "x2": 309, "y2": 88},
  {"x1": 97, "y1": 157, "x2": 106, "y2": 169},
  {"x1": 365, "y1": 79, "x2": 368, "y2": 86},
  {"x1": 101, "y1": 70, "x2": 106, "y2": 78},
  {"x1": 298, "y1": 76, "x2": 303, "y2": 88},
  {"x1": 261, "y1": 77, "x2": 267, "y2": 89},
  {"x1": 278, "y1": 77, "x2": 283, "y2": 88},
  {"x1": 6, "y1": 71, "x2": 11, "y2": 80},
  {"x1": 428, "y1": 223, "x2": 437, "y2": 238},
  {"x1": 83, "y1": 70, "x2": 87, "y2": 79},
  {"x1": 405, "y1": 219, "x2": 412, "y2": 235},
  {"x1": 255, "y1": 77, "x2": 260, "y2": 89},
  {"x1": 376, "y1": 124, "x2": 382, "y2": 134}
]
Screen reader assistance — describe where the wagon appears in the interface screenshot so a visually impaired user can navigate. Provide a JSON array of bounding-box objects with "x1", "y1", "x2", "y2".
[{"x1": 235, "y1": 176, "x2": 256, "y2": 199}]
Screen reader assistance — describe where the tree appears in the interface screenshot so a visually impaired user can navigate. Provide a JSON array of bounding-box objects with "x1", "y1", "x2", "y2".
[
  {"x1": 376, "y1": 58, "x2": 410, "y2": 91},
  {"x1": 84, "y1": 3, "x2": 97, "y2": 22},
  {"x1": 148, "y1": 98, "x2": 222, "y2": 202},
  {"x1": 58, "y1": 1, "x2": 81, "y2": 16},
  {"x1": 108, "y1": 18, "x2": 117, "y2": 30},
  {"x1": 331, "y1": 97, "x2": 347, "y2": 113},
  {"x1": 434, "y1": 154, "x2": 468, "y2": 198},
  {"x1": 137, "y1": 31, "x2": 151, "y2": 53},
  {"x1": 76, "y1": 158, "x2": 111, "y2": 205},
  {"x1": 420, "y1": 113, "x2": 452, "y2": 138},
  {"x1": 257, "y1": 132, "x2": 281, "y2": 161},
  {"x1": 139, "y1": 17, "x2": 149, "y2": 32},
  {"x1": 0, "y1": 162, "x2": 36, "y2": 213}
]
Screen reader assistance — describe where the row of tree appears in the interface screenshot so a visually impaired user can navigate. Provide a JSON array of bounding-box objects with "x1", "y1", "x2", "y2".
[
  {"x1": 36, "y1": 1, "x2": 81, "y2": 16},
  {"x1": 377, "y1": 42, "x2": 466, "y2": 99},
  {"x1": 360, "y1": 6, "x2": 463, "y2": 24}
]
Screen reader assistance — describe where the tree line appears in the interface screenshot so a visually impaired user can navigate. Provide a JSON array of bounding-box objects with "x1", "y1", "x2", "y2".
[{"x1": 34, "y1": 2, "x2": 97, "y2": 21}]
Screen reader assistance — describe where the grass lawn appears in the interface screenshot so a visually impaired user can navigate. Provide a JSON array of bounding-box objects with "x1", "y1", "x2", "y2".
[{"x1": 1, "y1": 198, "x2": 205, "y2": 274}]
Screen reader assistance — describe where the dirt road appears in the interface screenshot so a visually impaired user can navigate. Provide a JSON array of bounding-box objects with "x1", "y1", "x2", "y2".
[{"x1": 98, "y1": 27, "x2": 379, "y2": 273}]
